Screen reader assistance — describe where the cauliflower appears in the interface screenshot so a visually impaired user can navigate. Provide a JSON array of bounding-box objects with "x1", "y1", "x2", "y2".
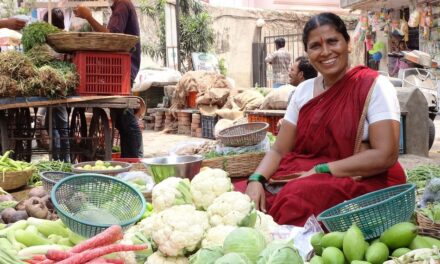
[
  {"x1": 118, "y1": 224, "x2": 154, "y2": 264},
  {"x1": 207, "y1": 191, "x2": 257, "y2": 227},
  {"x1": 254, "y1": 211, "x2": 279, "y2": 243},
  {"x1": 146, "y1": 252, "x2": 189, "y2": 264},
  {"x1": 152, "y1": 177, "x2": 193, "y2": 212},
  {"x1": 151, "y1": 204, "x2": 210, "y2": 256},
  {"x1": 202, "y1": 225, "x2": 237, "y2": 248},
  {"x1": 190, "y1": 168, "x2": 233, "y2": 210},
  {"x1": 138, "y1": 215, "x2": 155, "y2": 237}
]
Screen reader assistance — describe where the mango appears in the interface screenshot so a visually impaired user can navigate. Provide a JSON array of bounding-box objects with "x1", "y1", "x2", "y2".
[
  {"x1": 420, "y1": 235, "x2": 440, "y2": 248},
  {"x1": 379, "y1": 222, "x2": 417, "y2": 249},
  {"x1": 409, "y1": 235, "x2": 431, "y2": 250},
  {"x1": 343, "y1": 224, "x2": 365, "y2": 262},
  {"x1": 365, "y1": 242, "x2": 389, "y2": 264},
  {"x1": 391, "y1": 248, "x2": 411, "y2": 258},
  {"x1": 311, "y1": 232, "x2": 325, "y2": 256},
  {"x1": 322, "y1": 247, "x2": 345, "y2": 264},
  {"x1": 364, "y1": 241, "x2": 369, "y2": 252},
  {"x1": 322, "y1": 232, "x2": 345, "y2": 249},
  {"x1": 351, "y1": 261, "x2": 372, "y2": 264},
  {"x1": 310, "y1": 255, "x2": 324, "y2": 264}
]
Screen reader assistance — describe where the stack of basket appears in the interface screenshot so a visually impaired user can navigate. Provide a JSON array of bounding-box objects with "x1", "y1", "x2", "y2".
[
  {"x1": 154, "y1": 112, "x2": 164, "y2": 131},
  {"x1": 164, "y1": 112, "x2": 177, "y2": 132},
  {"x1": 191, "y1": 113, "x2": 202, "y2": 138},
  {"x1": 178, "y1": 112, "x2": 191, "y2": 135},
  {"x1": 144, "y1": 114, "x2": 155, "y2": 130}
]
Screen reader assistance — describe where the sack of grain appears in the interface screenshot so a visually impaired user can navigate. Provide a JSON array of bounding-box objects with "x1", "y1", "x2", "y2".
[
  {"x1": 233, "y1": 89, "x2": 265, "y2": 110},
  {"x1": 260, "y1": 86, "x2": 295, "y2": 110}
]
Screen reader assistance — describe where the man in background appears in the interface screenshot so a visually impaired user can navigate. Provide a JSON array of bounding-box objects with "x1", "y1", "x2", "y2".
[
  {"x1": 74, "y1": 0, "x2": 143, "y2": 158},
  {"x1": 265, "y1": 37, "x2": 291, "y2": 88}
]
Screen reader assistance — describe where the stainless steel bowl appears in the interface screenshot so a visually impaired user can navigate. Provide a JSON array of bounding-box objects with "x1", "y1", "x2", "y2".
[{"x1": 141, "y1": 155, "x2": 203, "y2": 183}]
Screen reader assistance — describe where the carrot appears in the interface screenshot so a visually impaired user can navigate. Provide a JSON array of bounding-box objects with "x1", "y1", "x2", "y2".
[
  {"x1": 46, "y1": 249, "x2": 74, "y2": 260},
  {"x1": 86, "y1": 257, "x2": 108, "y2": 264},
  {"x1": 70, "y1": 225, "x2": 123, "y2": 253},
  {"x1": 104, "y1": 259, "x2": 124, "y2": 264},
  {"x1": 38, "y1": 260, "x2": 55, "y2": 264},
  {"x1": 58, "y1": 244, "x2": 147, "y2": 264},
  {"x1": 32, "y1": 255, "x2": 47, "y2": 261},
  {"x1": 24, "y1": 260, "x2": 39, "y2": 264}
]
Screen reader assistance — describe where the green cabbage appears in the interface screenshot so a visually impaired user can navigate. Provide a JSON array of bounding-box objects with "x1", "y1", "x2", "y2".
[
  {"x1": 257, "y1": 241, "x2": 303, "y2": 264},
  {"x1": 189, "y1": 246, "x2": 224, "y2": 264},
  {"x1": 214, "y1": 253, "x2": 252, "y2": 264},
  {"x1": 223, "y1": 227, "x2": 266, "y2": 263}
]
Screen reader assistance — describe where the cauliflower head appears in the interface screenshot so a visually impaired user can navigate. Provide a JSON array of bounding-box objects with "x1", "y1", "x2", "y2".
[
  {"x1": 146, "y1": 252, "x2": 189, "y2": 264},
  {"x1": 118, "y1": 224, "x2": 154, "y2": 264},
  {"x1": 190, "y1": 168, "x2": 233, "y2": 210},
  {"x1": 254, "y1": 211, "x2": 279, "y2": 243},
  {"x1": 151, "y1": 204, "x2": 210, "y2": 256},
  {"x1": 207, "y1": 191, "x2": 257, "y2": 227},
  {"x1": 202, "y1": 225, "x2": 237, "y2": 248},
  {"x1": 152, "y1": 177, "x2": 193, "y2": 212}
]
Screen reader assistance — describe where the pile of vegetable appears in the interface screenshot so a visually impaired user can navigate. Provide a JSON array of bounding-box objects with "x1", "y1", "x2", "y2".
[
  {"x1": 0, "y1": 186, "x2": 57, "y2": 224},
  {"x1": 29, "y1": 160, "x2": 72, "y2": 186},
  {"x1": 0, "y1": 220, "x2": 147, "y2": 264},
  {"x1": 76, "y1": 160, "x2": 124, "y2": 171},
  {"x1": 0, "y1": 50, "x2": 78, "y2": 99},
  {"x1": 406, "y1": 164, "x2": 440, "y2": 193},
  {"x1": 116, "y1": 167, "x2": 303, "y2": 264},
  {"x1": 21, "y1": 22, "x2": 61, "y2": 52},
  {"x1": 419, "y1": 203, "x2": 440, "y2": 223},
  {"x1": 309, "y1": 222, "x2": 440, "y2": 264}
]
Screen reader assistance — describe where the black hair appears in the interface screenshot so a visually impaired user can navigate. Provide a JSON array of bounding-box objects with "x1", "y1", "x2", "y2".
[
  {"x1": 275, "y1": 38, "x2": 286, "y2": 49},
  {"x1": 302, "y1": 12, "x2": 350, "y2": 51},
  {"x1": 43, "y1": 8, "x2": 65, "y2": 30},
  {"x1": 295, "y1": 56, "x2": 318, "y2": 80}
]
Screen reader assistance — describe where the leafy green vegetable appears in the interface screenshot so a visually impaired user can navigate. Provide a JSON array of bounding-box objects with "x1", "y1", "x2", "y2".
[
  {"x1": 420, "y1": 203, "x2": 440, "y2": 223},
  {"x1": 28, "y1": 160, "x2": 72, "y2": 186},
  {"x1": 21, "y1": 22, "x2": 61, "y2": 52},
  {"x1": 406, "y1": 164, "x2": 440, "y2": 193},
  {"x1": 215, "y1": 253, "x2": 252, "y2": 264},
  {"x1": 257, "y1": 241, "x2": 303, "y2": 264},
  {"x1": 189, "y1": 246, "x2": 224, "y2": 264},
  {"x1": 223, "y1": 227, "x2": 266, "y2": 263}
]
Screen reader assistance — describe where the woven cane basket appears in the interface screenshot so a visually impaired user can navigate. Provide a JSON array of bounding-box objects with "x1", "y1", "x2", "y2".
[
  {"x1": 417, "y1": 211, "x2": 440, "y2": 239},
  {"x1": 201, "y1": 152, "x2": 265, "y2": 177},
  {"x1": 0, "y1": 169, "x2": 34, "y2": 191},
  {"x1": 218, "y1": 122, "x2": 269, "y2": 147},
  {"x1": 46, "y1": 32, "x2": 139, "y2": 53}
]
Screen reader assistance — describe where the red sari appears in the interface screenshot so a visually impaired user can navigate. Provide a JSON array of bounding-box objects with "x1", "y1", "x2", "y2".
[{"x1": 235, "y1": 66, "x2": 406, "y2": 226}]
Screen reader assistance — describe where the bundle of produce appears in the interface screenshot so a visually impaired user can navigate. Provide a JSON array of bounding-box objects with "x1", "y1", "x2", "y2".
[
  {"x1": 25, "y1": 44, "x2": 59, "y2": 67},
  {"x1": 28, "y1": 160, "x2": 72, "y2": 186},
  {"x1": 117, "y1": 168, "x2": 300, "y2": 264},
  {"x1": 406, "y1": 164, "x2": 440, "y2": 192},
  {"x1": 25, "y1": 225, "x2": 148, "y2": 263},
  {"x1": 21, "y1": 22, "x2": 61, "y2": 52},
  {"x1": 309, "y1": 221, "x2": 440, "y2": 264},
  {"x1": 37, "y1": 65, "x2": 70, "y2": 99},
  {"x1": 0, "y1": 75, "x2": 19, "y2": 97},
  {"x1": 0, "y1": 51, "x2": 37, "y2": 81}
]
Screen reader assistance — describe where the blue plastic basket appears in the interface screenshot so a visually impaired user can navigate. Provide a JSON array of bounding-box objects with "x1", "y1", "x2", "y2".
[
  {"x1": 51, "y1": 174, "x2": 146, "y2": 238},
  {"x1": 317, "y1": 183, "x2": 416, "y2": 240}
]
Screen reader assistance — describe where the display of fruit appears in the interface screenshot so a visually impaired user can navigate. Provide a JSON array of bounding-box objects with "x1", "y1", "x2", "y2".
[{"x1": 76, "y1": 160, "x2": 123, "y2": 171}]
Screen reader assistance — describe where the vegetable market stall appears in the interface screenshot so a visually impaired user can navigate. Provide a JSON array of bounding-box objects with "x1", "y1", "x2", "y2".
[{"x1": 0, "y1": 95, "x2": 146, "y2": 162}]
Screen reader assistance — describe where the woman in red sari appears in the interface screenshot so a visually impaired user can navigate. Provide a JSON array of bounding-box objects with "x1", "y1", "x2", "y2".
[{"x1": 240, "y1": 13, "x2": 406, "y2": 226}]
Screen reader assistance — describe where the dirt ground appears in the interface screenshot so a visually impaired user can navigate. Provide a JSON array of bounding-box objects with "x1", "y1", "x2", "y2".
[{"x1": 142, "y1": 116, "x2": 440, "y2": 170}]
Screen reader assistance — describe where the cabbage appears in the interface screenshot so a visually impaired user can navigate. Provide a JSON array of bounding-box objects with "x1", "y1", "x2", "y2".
[
  {"x1": 257, "y1": 241, "x2": 303, "y2": 264},
  {"x1": 223, "y1": 227, "x2": 266, "y2": 263},
  {"x1": 189, "y1": 246, "x2": 224, "y2": 264},
  {"x1": 214, "y1": 253, "x2": 252, "y2": 264}
]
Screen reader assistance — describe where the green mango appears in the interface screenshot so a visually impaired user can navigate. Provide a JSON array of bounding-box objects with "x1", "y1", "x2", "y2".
[
  {"x1": 365, "y1": 242, "x2": 389, "y2": 264},
  {"x1": 391, "y1": 248, "x2": 411, "y2": 258},
  {"x1": 380, "y1": 222, "x2": 417, "y2": 249},
  {"x1": 311, "y1": 232, "x2": 325, "y2": 256},
  {"x1": 343, "y1": 224, "x2": 365, "y2": 262},
  {"x1": 310, "y1": 255, "x2": 324, "y2": 264},
  {"x1": 322, "y1": 232, "x2": 345, "y2": 249},
  {"x1": 322, "y1": 247, "x2": 345, "y2": 264},
  {"x1": 409, "y1": 235, "x2": 432, "y2": 250}
]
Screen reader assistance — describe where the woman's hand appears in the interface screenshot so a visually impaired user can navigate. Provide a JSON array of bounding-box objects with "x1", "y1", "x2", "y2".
[
  {"x1": 73, "y1": 6, "x2": 92, "y2": 20},
  {"x1": 246, "y1": 182, "x2": 266, "y2": 213}
]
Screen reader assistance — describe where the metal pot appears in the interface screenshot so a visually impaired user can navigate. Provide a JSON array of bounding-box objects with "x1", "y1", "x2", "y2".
[{"x1": 141, "y1": 155, "x2": 203, "y2": 183}]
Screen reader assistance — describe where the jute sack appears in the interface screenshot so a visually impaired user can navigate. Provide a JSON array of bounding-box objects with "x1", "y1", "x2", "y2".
[
  {"x1": 233, "y1": 89, "x2": 265, "y2": 110},
  {"x1": 260, "y1": 86, "x2": 294, "y2": 110},
  {"x1": 216, "y1": 108, "x2": 244, "y2": 121},
  {"x1": 214, "y1": 119, "x2": 234, "y2": 138}
]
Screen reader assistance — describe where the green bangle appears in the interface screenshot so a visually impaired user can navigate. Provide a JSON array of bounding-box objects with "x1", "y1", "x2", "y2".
[
  {"x1": 247, "y1": 173, "x2": 267, "y2": 185},
  {"x1": 315, "y1": 163, "x2": 332, "y2": 174}
]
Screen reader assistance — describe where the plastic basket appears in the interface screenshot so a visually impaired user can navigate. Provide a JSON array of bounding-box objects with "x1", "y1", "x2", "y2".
[
  {"x1": 317, "y1": 183, "x2": 416, "y2": 240},
  {"x1": 51, "y1": 174, "x2": 146, "y2": 238},
  {"x1": 201, "y1": 115, "x2": 219, "y2": 139},
  {"x1": 248, "y1": 114, "x2": 281, "y2": 135},
  {"x1": 40, "y1": 171, "x2": 75, "y2": 193},
  {"x1": 218, "y1": 122, "x2": 269, "y2": 147},
  {"x1": 74, "y1": 52, "x2": 131, "y2": 96},
  {"x1": 186, "y1": 91, "x2": 198, "y2": 109}
]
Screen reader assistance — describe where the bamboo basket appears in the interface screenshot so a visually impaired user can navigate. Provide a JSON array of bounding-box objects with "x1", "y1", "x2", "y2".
[
  {"x1": 416, "y1": 211, "x2": 440, "y2": 239},
  {"x1": 0, "y1": 169, "x2": 34, "y2": 191},
  {"x1": 46, "y1": 32, "x2": 139, "y2": 53},
  {"x1": 201, "y1": 152, "x2": 265, "y2": 178}
]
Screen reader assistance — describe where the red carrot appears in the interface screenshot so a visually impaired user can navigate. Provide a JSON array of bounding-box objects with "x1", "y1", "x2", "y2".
[
  {"x1": 24, "y1": 260, "x2": 39, "y2": 264},
  {"x1": 70, "y1": 225, "x2": 123, "y2": 253},
  {"x1": 46, "y1": 249, "x2": 75, "y2": 261},
  {"x1": 38, "y1": 260, "x2": 55, "y2": 264},
  {"x1": 86, "y1": 257, "x2": 109, "y2": 264},
  {"x1": 58, "y1": 244, "x2": 147, "y2": 264},
  {"x1": 32, "y1": 255, "x2": 47, "y2": 261}
]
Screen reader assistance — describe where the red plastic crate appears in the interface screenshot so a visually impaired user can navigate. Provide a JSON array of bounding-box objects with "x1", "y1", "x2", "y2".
[
  {"x1": 247, "y1": 114, "x2": 282, "y2": 135},
  {"x1": 74, "y1": 51, "x2": 131, "y2": 96},
  {"x1": 186, "y1": 91, "x2": 198, "y2": 108}
]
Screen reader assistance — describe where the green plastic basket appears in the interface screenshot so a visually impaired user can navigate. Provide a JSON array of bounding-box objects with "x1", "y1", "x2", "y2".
[
  {"x1": 317, "y1": 183, "x2": 416, "y2": 240},
  {"x1": 51, "y1": 174, "x2": 146, "y2": 238}
]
